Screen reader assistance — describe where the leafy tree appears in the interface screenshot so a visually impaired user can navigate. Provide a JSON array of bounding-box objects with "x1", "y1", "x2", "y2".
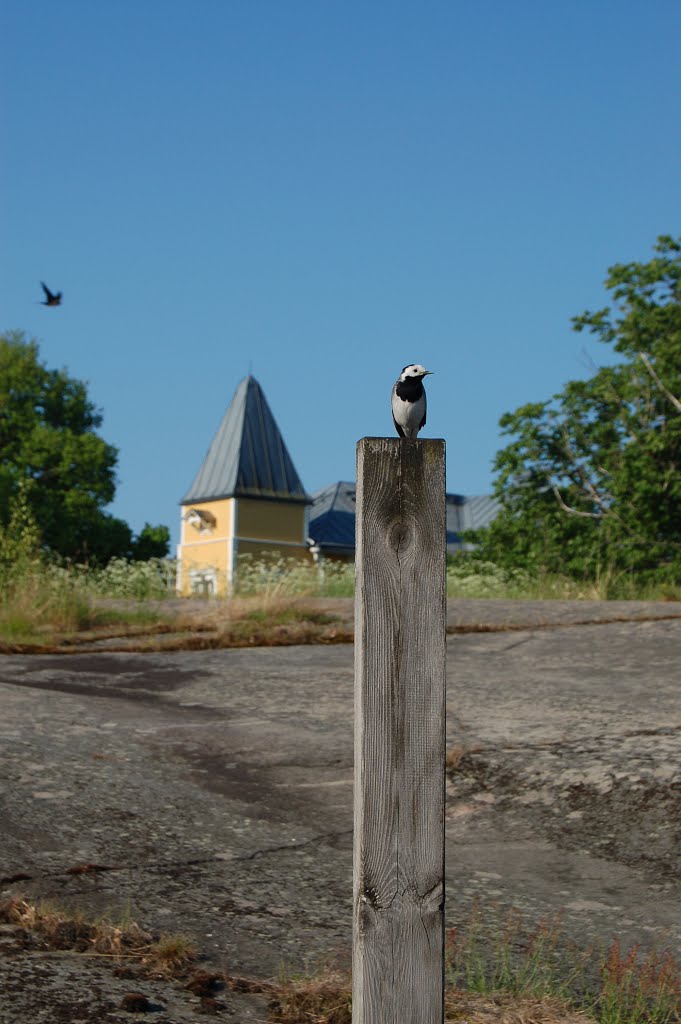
[
  {"x1": 471, "y1": 235, "x2": 681, "y2": 583},
  {"x1": 0, "y1": 331, "x2": 168, "y2": 563},
  {"x1": 131, "y1": 522, "x2": 170, "y2": 561}
]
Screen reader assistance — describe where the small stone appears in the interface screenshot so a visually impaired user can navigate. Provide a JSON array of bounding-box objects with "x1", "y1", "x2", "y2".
[
  {"x1": 186, "y1": 970, "x2": 223, "y2": 996},
  {"x1": 199, "y1": 996, "x2": 224, "y2": 1015},
  {"x1": 121, "y1": 992, "x2": 152, "y2": 1012}
]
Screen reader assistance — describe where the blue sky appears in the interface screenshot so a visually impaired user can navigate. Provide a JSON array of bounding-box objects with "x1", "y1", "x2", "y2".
[{"x1": 2, "y1": 1, "x2": 680, "y2": 549}]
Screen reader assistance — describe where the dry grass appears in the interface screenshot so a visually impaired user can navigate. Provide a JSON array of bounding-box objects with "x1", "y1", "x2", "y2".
[
  {"x1": 444, "y1": 902, "x2": 681, "y2": 1024},
  {"x1": 264, "y1": 970, "x2": 592, "y2": 1023},
  {"x1": 266, "y1": 903, "x2": 680, "y2": 1024},
  {"x1": 445, "y1": 611, "x2": 681, "y2": 637},
  {"x1": 0, "y1": 572, "x2": 92, "y2": 642},
  {"x1": 266, "y1": 968, "x2": 351, "y2": 1023},
  {"x1": 0, "y1": 596, "x2": 353, "y2": 653},
  {"x1": 147, "y1": 933, "x2": 199, "y2": 973},
  {"x1": 3, "y1": 897, "x2": 680, "y2": 1022},
  {"x1": 445, "y1": 989, "x2": 594, "y2": 1022},
  {"x1": 161, "y1": 597, "x2": 353, "y2": 650},
  {"x1": 11, "y1": 591, "x2": 681, "y2": 655},
  {"x1": 3, "y1": 561, "x2": 681, "y2": 654},
  {"x1": 0, "y1": 896, "x2": 196, "y2": 973}
]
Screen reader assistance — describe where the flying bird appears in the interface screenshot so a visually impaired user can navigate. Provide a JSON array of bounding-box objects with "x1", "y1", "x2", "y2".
[
  {"x1": 40, "y1": 282, "x2": 62, "y2": 307},
  {"x1": 391, "y1": 363, "x2": 433, "y2": 439}
]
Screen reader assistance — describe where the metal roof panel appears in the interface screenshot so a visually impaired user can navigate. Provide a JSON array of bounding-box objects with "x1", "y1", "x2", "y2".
[{"x1": 181, "y1": 376, "x2": 309, "y2": 504}]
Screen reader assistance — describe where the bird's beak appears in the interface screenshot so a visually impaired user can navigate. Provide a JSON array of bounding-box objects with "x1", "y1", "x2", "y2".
[{"x1": 424, "y1": 370, "x2": 434, "y2": 375}]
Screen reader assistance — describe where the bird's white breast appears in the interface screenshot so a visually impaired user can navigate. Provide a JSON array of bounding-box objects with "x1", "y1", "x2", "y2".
[{"x1": 392, "y1": 389, "x2": 426, "y2": 438}]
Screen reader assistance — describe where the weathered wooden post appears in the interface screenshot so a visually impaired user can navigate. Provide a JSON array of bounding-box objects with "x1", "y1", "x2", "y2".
[{"x1": 353, "y1": 437, "x2": 446, "y2": 1023}]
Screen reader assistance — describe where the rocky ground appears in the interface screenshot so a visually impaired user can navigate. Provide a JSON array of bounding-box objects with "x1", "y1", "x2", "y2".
[{"x1": 0, "y1": 598, "x2": 680, "y2": 1022}]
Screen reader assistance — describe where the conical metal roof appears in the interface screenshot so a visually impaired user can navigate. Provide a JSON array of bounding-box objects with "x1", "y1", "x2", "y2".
[{"x1": 181, "y1": 376, "x2": 309, "y2": 504}]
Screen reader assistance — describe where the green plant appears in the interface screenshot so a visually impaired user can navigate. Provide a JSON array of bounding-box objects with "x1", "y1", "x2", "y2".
[
  {"x1": 234, "y1": 554, "x2": 354, "y2": 598},
  {"x1": 84, "y1": 556, "x2": 176, "y2": 600},
  {"x1": 445, "y1": 902, "x2": 681, "y2": 1023},
  {"x1": 446, "y1": 904, "x2": 583, "y2": 1001},
  {"x1": 0, "y1": 556, "x2": 176, "y2": 645},
  {"x1": 0, "y1": 483, "x2": 42, "y2": 586},
  {"x1": 596, "y1": 940, "x2": 681, "y2": 1024},
  {"x1": 469, "y1": 236, "x2": 681, "y2": 586}
]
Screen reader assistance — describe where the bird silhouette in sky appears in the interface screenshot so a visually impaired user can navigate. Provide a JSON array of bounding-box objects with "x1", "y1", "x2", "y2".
[{"x1": 40, "y1": 282, "x2": 62, "y2": 307}]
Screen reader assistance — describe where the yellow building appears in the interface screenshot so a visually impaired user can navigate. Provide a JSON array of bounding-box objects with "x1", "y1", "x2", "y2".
[{"x1": 177, "y1": 375, "x2": 312, "y2": 595}]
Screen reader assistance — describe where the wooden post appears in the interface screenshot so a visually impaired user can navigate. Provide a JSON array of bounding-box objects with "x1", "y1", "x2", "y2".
[{"x1": 353, "y1": 437, "x2": 446, "y2": 1023}]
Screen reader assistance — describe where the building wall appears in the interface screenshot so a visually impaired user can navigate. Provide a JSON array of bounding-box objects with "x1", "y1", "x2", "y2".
[
  {"x1": 235, "y1": 499, "x2": 311, "y2": 572},
  {"x1": 236, "y1": 498, "x2": 306, "y2": 542},
  {"x1": 236, "y1": 538, "x2": 311, "y2": 563},
  {"x1": 177, "y1": 496, "x2": 311, "y2": 595},
  {"x1": 179, "y1": 498, "x2": 233, "y2": 545},
  {"x1": 177, "y1": 497, "x2": 234, "y2": 595}
]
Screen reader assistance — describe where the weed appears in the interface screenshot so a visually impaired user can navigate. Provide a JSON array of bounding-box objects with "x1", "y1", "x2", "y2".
[
  {"x1": 0, "y1": 896, "x2": 194, "y2": 974},
  {"x1": 266, "y1": 912, "x2": 681, "y2": 1022},
  {"x1": 0, "y1": 557, "x2": 175, "y2": 646},
  {"x1": 0, "y1": 896, "x2": 153, "y2": 956},
  {"x1": 150, "y1": 597, "x2": 352, "y2": 651},
  {"x1": 267, "y1": 967, "x2": 352, "y2": 1023},
  {"x1": 147, "y1": 933, "x2": 198, "y2": 973},
  {"x1": 234, "y1": 554, "x2": 354, "y2": 599},
  {"x1": 444, "y1": 901, "x2": 681, "y2": 1024},
  {"x1": 596, "y1": 940, "x2": 681, "y2": 1024},
  {"x1": 3, "y1": 895, "x2": 680, "y2": 1023}
]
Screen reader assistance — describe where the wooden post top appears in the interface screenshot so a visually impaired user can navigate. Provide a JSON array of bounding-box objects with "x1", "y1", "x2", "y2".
[{"x1": 357, "y1": 436, "x2": 446, "y2": 446}]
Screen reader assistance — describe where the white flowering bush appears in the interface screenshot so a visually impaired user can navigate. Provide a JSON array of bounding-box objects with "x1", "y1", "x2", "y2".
[
  {"x1": 446, "y1": 558, "x2": 532, "y2": 598},
  {"x1": 234, "y1": 554, "x2": 354, "y2": 598},
  {"x1": 85, "y1": 558, "x2": 176, "y2": 600},
  {"x1": 35, "y1": 557, "x2": 176, "y2": 601}
]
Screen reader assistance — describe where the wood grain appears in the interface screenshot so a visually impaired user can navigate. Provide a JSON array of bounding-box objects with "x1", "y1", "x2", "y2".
[{"x1": 353, "y1": 437, "x2": 446, "y2": 1023}]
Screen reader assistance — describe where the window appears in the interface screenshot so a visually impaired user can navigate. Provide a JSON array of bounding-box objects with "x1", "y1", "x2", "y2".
[
  {"x1": 186, "y1": 508, "x2": 217, "y2": 534},
  {"x1": 188, "y1": 568, "x2": 218, "y2": 596}
]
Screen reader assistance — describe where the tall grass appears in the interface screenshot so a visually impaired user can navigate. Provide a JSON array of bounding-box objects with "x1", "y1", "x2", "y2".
[
  {"x1": 597, "y1": 940, "x2": 681, "y2": 1024},
  {"x1": 267, "y1": 904, "x2": 681, "y2": 1023},
  {"x1": 0, "y1": 564, "x2": 92, "y2": 640},
  {"x1": 446, "y1": 558, "x2": 681, "y2": 601},
  {"x1": 0, "y1": 488, "x2": 177, "y2": 643},
  {"x1": 1, "y1": 545, "x2": 678, "y2": 647},
  {"x1": 445, "y1": 901, "x2": 681, "y2": 1024},
  {"x1": 232, "y1": 554, "x2": 681, "y2": 602},
  {"x1": 0, "y1": 558, "x2": 175, "y2": 644},
  {"x1": 234, "y1": 554, "x2": 354, "y2": 598}
]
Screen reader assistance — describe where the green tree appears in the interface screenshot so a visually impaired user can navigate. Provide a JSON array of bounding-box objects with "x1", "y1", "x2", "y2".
[
  {"x1": 471, "y1": 235, "x2": 681, "y2": 583},
  {"x1": 131, "y1": 522, "x2": 170, "y2": 561},
  {"x1": 0, "y1": 331, "x2": 167, "y2": 563}
]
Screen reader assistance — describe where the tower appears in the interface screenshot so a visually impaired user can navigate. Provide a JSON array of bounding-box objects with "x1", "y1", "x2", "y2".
[{"x1": 177, "y1": 376, "x2": 311, "y2": 595}]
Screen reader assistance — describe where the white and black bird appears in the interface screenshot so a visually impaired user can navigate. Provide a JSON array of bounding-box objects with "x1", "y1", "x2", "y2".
[{"x1": 391, "y1": 363, "x2": 433, "y2": 439}]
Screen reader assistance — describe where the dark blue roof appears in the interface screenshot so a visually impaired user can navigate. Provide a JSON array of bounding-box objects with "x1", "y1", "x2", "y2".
[
  {"x1": 308, "y1": 481, "x2": 357, "y2": 552},
  {"x1": 309, "y1": 482, "x2": 499, "y2": 554}
]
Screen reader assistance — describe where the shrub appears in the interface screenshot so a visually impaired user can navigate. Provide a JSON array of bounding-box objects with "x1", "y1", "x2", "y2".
[{"x1": 234, "y1": 554, "x2": 354, "y2": 599}]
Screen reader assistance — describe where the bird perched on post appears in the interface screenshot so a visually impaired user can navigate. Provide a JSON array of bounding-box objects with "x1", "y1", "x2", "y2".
[
  {"x1": 40, "y1": 282, "x2": 62, "y2": 307},
  {"x1": 391, "y1": 363, "x2": 432, "y2": 439}
]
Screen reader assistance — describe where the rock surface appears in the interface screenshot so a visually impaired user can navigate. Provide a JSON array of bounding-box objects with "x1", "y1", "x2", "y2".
[{"x1": 0, "y1": 598, "x2": 680, "y2": 1021}]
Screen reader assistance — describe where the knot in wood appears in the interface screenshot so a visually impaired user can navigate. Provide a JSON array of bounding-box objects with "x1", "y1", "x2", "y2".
[{"x1": 389, "y1": 522, "x2": 412, "y2": 556}]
